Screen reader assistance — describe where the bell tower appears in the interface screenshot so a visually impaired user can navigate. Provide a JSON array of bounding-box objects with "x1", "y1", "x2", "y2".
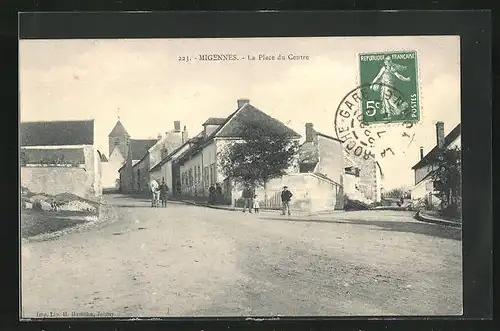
[{"x1": 108, "y1": 117, "x2": 130, "y2": 159}]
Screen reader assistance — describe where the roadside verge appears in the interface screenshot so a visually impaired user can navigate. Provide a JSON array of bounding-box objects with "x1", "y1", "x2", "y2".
[
  {"x1": 24, "y1": 198, "x2": 119, "y2": 243},
  {"x1": 414, "y1": 210, "x2": 462, "y2": 228}
]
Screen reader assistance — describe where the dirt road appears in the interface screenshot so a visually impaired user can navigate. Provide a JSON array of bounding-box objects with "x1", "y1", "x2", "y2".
[{"x1": 21, "y1": 194, "x2": 462, "y2": 318}]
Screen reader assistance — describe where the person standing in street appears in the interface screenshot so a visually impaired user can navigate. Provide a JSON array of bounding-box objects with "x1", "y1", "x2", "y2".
[
  {"x1": 208, "y1": 184, "x2": 216, "y2": 204},
  {"x1": 160, "y1": 178, "x2": 169, "y2": 207},
  {"x1": 253, "y1": 194, "x2": 260, "y2": 213},
  {"x1": 215, "y1": 183, "x2": 223, "y2": 203},
  {"x1": 281, "y1": 185, "x2": 293, "y2": 216},
  {"x1": 242, "y1": 184, "x2": 255, "y2": 213}
]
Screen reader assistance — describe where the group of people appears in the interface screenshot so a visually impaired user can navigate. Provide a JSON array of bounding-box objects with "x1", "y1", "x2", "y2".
[
  {"x1": 149, "y1": 178, "x2": 169, "y2": 208},
  {"x1": 241, "y1": 185, "x2": 293, "y2": 216},
  {"x1": 208, "y1": 183, "x2": 223, "y2": 204}
]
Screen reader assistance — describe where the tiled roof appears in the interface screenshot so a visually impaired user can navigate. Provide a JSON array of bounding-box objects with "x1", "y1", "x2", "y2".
[
  {"x1": 216, "y1": 104, "x2": 301, "y2": 138},
  {"x1": 20, "y1": 120, "x2": 94, "y2": 146},
  {"x1": 203, "y1": 117, "x2": 226, "y2": 126},
  {"x1": 174, "y1": 103, "x2": 301, "y2": 165},
  {"x1": 98, "y1": 151, "x2": 108, "y2": 162},
  {"x1": 316, "y1": 132, "x2": 343, "y2": 142},
  {"x1": 411, "y1": 123, "x2": 461, "y2": 170},
  {"x1": 20, "y1": 148, "x2": 85, "y2": 165},
  {"x1": 109, "y1": 120, "x2": 130, "y2": 137},
  {"x1": 130, "y1": 139, "x2": 157, "y2": 160},
  {"x1": 298, "y1": 141, "x2": 319, "y2": 164}
]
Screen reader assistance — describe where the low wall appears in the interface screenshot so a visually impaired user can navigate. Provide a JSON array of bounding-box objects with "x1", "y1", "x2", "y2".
[
  {"x1": 256, "y1": 173, "x2": 343, "y2": 213},
  {"x1": 21, "y1": 167, "x2": 95, "y2": 199}
]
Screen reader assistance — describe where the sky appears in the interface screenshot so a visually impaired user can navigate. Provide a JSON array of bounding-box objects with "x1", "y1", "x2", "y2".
[{"x1": 19, "y1": 36, "x2": 460, "y2": 190}]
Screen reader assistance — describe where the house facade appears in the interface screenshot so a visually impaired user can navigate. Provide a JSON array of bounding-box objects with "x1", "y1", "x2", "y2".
[
  {"x1": 117, "y1": 121, "x2": 186, "y2": 193},
  {"x1": 410, "y1": 121, "x2": 461, "y2": 206},
  {"x1": 171, "y1": 99, "x2": 302, "y2": 204},
  {"x1": 118, "y1": 138, "x2": 157, "y2": 193},
  {"x1": 20, "y1": 120, "x2": 103, "y2": 199}
]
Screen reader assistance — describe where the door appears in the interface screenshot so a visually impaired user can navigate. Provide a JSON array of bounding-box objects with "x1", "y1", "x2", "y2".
[{"x1": 172, "y1": 163, "x2": 181, "y2": 196}]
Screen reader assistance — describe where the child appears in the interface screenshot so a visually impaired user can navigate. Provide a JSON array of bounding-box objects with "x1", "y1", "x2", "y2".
[{"x1": 253, "y1": 194, "x2": 260, "y2": 213}]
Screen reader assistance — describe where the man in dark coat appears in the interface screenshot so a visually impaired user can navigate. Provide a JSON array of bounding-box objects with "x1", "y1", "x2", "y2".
[
  {"x1": 160, "y1": 178, "x2": 169, "y2": 207},
  {"x1": 281, "y1": 185, "x2": 293, "y2": 216},
  {"x1": 242, "y1": 184, "x2": 255, "y2": 213},
  {"x1": 215, "y1": 183, "x2": 223, "y2": 203}
]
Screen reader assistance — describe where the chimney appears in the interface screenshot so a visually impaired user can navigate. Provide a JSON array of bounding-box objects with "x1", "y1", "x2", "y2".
[
  {"x1": 237, "y1": 98, "x2": 250, "y2": 108},
  {"x1": 436, "y1": 121, "x2": 445, "y2": 148},
  {"x1": 419, "y1": 146, "x2": 424, "y2": 160},
  {"x1": 182, "y1": 126, "x2": 188, "y2": 144},
  {"x1": 157, "y1": 133, "x2": 162, "y2": 140},
  {"x1": 305, "y1": 123, "x2": 315, "y2": 142},
  {"x1": 174, "y1": 121, "x2": 181, "y2": 132}
]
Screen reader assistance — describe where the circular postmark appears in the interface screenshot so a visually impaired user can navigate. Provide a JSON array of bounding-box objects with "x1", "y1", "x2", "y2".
[{"x1": 334, "y1": 83, "x2": 417, "y2": 161}]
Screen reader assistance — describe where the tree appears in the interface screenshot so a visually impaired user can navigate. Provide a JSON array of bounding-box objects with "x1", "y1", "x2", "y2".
[
  {"x1": 384, "y1": 186, "x2": 410, "y2": 199},
  {"x1": 429, "y1": 146, "x2": 461, "y2": 214},
  {"x1": 217, "y1": 120, "x2": 299, "y2": 190}
]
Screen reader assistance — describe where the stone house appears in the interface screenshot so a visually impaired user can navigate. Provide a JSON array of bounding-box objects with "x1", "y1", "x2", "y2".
[
  {"x1": 149, "y1": 130, "x2": 191, "y2": 197},
  {"x1": 410, "y1": 121, "x2": 461, "y2": 206},
  {"x1": 20, "y1": 119, "x2": 103, "y2": 199},
  {"x1": 116, "y1": 121, "x2": 185, "y2": 193},
  {"x1": 118, "y1": 138, "x2": 158, "y2": 193},
  {"x1": 172, "y1": 99, "x2": 302, "y2": 204},
  {"x1": 261, "y1": 122, "x2": 345, "y2": 212}
]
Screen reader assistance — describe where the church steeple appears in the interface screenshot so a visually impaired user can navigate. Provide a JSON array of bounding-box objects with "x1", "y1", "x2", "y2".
[
  {"x1": 108, "y1": 119, "x2": 130, "y2": 138},
  {"x1": 108, "y1": 118, "x2": 130, "y2": 158}
]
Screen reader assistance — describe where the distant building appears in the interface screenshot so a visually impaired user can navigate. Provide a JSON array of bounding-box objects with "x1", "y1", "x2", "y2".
[
  {"x1": 20, "y1": 119, "x2": 103, "y2": 198},
  {"x1": 297, "y1": 122, "x2": 382, "y2": 205},
  {"x1": 115, "y1": 121, "x2": 184, "y2": 193},
  {"x1": 410, "y1": 121, "x2": 461, "y2": 206}
]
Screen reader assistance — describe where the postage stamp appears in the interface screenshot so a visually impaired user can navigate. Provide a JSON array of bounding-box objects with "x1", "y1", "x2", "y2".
[
  {"x1": 358, "y1": 51, "x2": 420, "y2": 124},
  {"x1": 334, "y1": 84, "x2": 417, "y2": 161}
]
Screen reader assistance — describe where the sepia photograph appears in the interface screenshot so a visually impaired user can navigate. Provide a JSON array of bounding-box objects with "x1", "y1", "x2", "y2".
[{"x1": 20, "y1": 35, "x2": 462, "y2": 318}]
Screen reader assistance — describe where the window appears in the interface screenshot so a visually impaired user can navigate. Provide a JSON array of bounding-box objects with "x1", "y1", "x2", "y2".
[
  {"x1": 114, "y1": 138, "x2": 120, "y2": 146},
  {"x1": 197, "y1": 165, "x2": 201, "y2": 184},
  {"x1": 210, "y1": 163, "x2": 216, "y2": 184},
  {"x1": 204, "y1": 166, "x2": 209, "y2": 188}
]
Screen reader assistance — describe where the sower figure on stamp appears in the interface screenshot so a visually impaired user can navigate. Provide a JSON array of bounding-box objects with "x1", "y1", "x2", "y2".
[
  {"x1": 242, "y1": 184, "x2": 255, "y2": 213},
  {"x1": 159, "y1": 178, "x2": 169, "y2": 207},
  {"x1": 370, "y1": 56, "x2": 411, "y2": 118},
  {"x1": 281, "y1": 186, "x2": 293, "y2": 216}
]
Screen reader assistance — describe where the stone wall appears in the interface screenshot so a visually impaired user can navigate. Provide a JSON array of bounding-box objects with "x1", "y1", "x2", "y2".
[
  {"x1": 314, "y1": 135, "x2": 344, "y2": 184},
  {"x1": 21, "y1": 167, "x2": 93, "y2": 198},
  {"x1": 254, "y1": 173, "x2": 343, "y2": 213},
  {"x1": 354, "y1": 157, "x2": 379, "y2": 202}
]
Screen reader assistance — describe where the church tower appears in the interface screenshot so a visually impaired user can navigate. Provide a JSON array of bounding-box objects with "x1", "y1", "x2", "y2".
[{"x1": 108, "y1": 119, "x2": 130, "y2": 159}]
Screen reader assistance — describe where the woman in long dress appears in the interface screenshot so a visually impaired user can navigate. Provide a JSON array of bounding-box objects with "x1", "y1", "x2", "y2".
[{"x1": 370, "y1": 56, "x2": 411, "y2": 118}]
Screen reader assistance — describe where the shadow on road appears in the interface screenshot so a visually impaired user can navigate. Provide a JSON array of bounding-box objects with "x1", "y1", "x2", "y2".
[{"x1": 261, "y1": 217, "x2": 461, "y2": 241}]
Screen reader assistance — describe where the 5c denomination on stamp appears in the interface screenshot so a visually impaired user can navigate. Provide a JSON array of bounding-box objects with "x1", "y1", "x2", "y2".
[
  {"x1": 359, "y1": 51, "x2": 420, "y2": 124},
  {"x1": 334, "y1": 84, "x2": 417, "y2": 161}
]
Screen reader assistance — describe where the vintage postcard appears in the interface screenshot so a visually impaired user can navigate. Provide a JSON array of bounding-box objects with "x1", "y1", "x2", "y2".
[{"x1": 20, "y1": 35, "x2": 462, "y2": 318}]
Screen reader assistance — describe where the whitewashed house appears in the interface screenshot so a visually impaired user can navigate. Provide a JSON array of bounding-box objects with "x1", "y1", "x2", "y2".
[{"x1": 410, "y1": 121, "x2": 461, "y2": 205}]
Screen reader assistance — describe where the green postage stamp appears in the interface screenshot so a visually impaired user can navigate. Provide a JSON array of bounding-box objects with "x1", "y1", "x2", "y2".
[{"x1": 358, "y1": 51, "x2": 420, "y2": 124}]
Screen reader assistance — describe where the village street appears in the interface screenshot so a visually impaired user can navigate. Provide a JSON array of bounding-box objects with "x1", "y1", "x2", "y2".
[{"x1": 21, "y1": 194, "x2": 462, "y2": 318}]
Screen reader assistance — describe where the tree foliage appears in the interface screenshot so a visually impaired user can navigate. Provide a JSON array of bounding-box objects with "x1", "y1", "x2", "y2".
[
  {"x1": 217, "y1": 121, "x2": 299, "y2": 188},
  {"x1": 429, "y1": 146, "x2": 461, "y2": 212},
  {"x1": 383, "y1": 186, "x2": 410, "y2": 199}
]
